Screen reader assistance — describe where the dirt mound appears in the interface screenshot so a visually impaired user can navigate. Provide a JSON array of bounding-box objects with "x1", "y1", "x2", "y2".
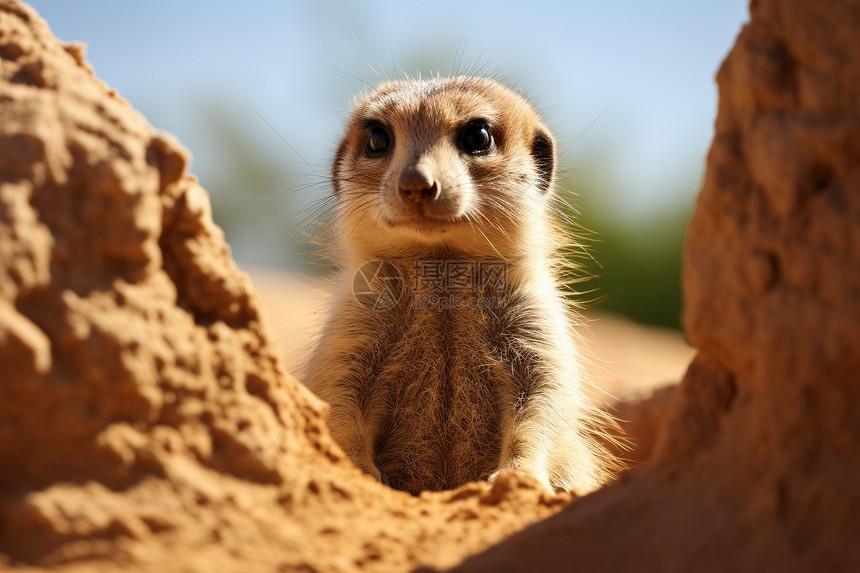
[
  {"x1": 0, "y1": 2, "x2": 571, "y2": 570},
  {"x1": 451, "y1": 0, "x2": 860, "y2": 570},
  {"x1": 2, "y1": 0, "x2": 859, "y2": 570}
]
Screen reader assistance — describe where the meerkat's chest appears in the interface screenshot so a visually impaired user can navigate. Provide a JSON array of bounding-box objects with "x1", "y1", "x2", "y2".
[{"x1": 371, "y1": 303, "x2": 517, "y2": 492}]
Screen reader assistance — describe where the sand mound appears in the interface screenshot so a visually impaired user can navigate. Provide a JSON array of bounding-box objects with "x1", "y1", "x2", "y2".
[
  {"x1": 1, "y1": 0, "x2": 858, "y2": 570},
  {"x1": 450, "y1": 0, "x2": 860, "y2": 570},
  {"x1": 0, "y1": 2, "x2": 571, "y2": 571}
]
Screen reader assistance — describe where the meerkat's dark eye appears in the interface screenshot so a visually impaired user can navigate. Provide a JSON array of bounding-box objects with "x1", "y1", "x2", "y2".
[
  {"x1": 461, "y1": 120, "x2": 493, "y2": 154},
  {"x1": 366, "y1": 126, "x2": 391, "y2": 154}
]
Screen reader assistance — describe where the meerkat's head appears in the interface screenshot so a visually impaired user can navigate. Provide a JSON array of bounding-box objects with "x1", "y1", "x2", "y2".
[{"x1": 331, "y1": 76, "x2": 558, "y2": 261}]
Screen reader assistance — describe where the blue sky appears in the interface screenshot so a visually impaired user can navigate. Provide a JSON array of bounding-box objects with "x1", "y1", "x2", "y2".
[{"x1": 28, "y1": 0, "x2": 748, "y2": 229}]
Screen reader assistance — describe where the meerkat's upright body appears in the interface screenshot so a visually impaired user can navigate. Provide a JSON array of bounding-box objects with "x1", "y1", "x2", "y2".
[{"x1": 306, "y1": 76, "x2": 614, "y2": 495}]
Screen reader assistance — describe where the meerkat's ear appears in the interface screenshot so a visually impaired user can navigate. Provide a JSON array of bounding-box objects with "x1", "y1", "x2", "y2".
[{"x1": 531, "y1": 127, "x2": 556, "y2": 194}]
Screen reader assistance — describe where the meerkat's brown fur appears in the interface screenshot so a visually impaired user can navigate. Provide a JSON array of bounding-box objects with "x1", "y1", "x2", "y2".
[{"x1": 306, "y1": 76, "x2": 619, "y2": 495}]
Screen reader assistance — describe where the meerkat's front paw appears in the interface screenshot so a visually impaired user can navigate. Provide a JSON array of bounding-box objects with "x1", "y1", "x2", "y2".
[
  {"x1": 487, "y1": 464, "x2": 552, "y2": 492},
  {"x1": 354, "y1": 457, "x2": 388, "y2": 485},
  {"x1": 337, "y1": 442, "x2": 385, "y2": 484},
  {"x1": 366, "y1": 464, "x2": 389, "y2": 486}
]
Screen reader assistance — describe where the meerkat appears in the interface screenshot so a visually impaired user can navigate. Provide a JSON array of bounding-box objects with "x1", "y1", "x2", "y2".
[{"x1": 305, "y1": 75, "x2": 617, "y2": 496}]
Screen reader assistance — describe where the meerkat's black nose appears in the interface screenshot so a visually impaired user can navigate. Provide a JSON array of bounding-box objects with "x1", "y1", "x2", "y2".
[{"x1": 398, "y1": 167, "x2": 439, "y2": 203}]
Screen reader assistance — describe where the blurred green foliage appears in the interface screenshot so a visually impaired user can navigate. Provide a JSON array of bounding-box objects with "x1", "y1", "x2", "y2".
[
  {"x1": 189, "y1": 100, "x2": 303, "y2": 271},
  {"x1": 561, "y1": 175, "x2": 693, "y2": 331}
]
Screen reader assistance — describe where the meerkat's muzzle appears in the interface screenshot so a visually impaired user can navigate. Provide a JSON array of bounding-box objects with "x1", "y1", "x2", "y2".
[{"x1": 389, "y1": 151, "x2": 472, "y2": 226}]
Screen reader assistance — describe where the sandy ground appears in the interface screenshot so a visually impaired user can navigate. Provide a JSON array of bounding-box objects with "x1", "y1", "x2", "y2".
[{"x1": 246, "y1": 266, "x2": 694, "y2": 404}]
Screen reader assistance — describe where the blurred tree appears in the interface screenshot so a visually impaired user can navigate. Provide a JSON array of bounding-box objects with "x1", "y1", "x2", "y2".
[{"x1": 189, "y1": 99, "x2": 307, "y2": 271}]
